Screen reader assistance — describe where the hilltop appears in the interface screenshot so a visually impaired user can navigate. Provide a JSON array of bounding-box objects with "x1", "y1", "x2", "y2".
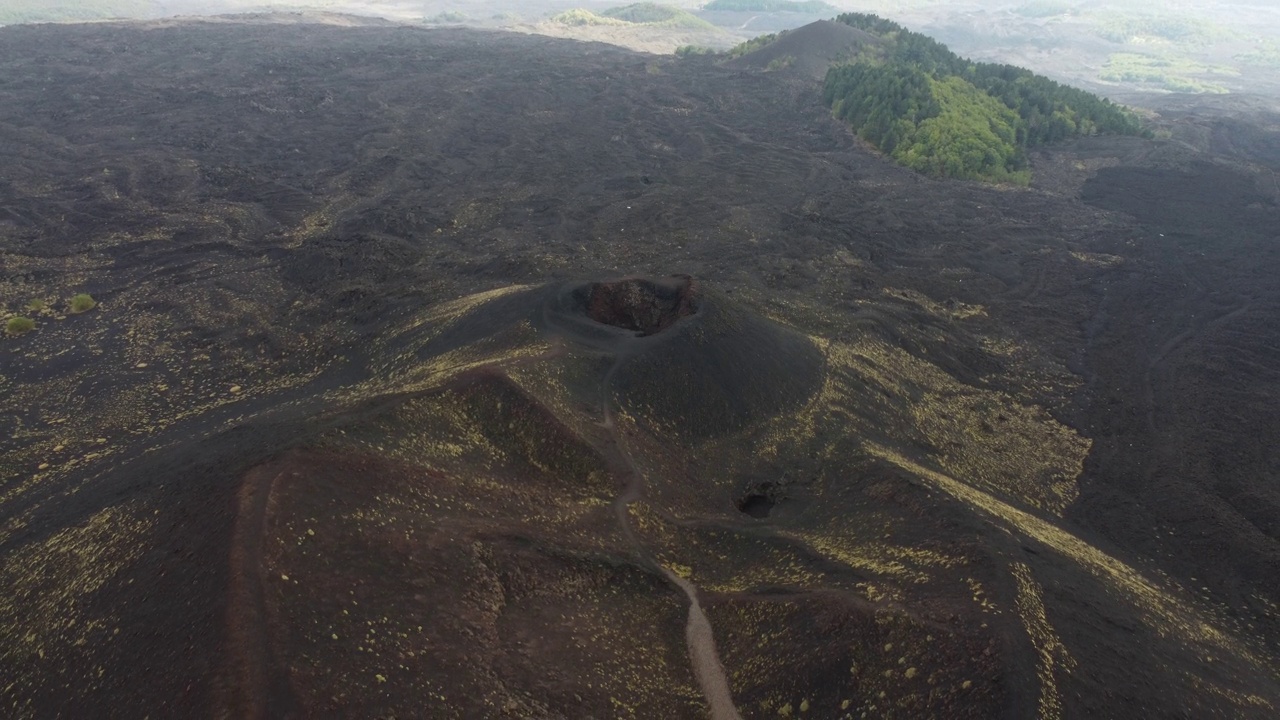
[{"x1": 724, "y1": 19, "x2": 883, "y2": 78}]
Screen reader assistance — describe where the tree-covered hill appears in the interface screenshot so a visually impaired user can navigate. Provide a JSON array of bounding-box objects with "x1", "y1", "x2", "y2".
[{"x1": 823, "y1": 12, "x2": 1147, "y2": 183}]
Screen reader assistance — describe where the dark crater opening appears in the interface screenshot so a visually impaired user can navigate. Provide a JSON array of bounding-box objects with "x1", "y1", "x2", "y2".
[
  {"x1": 737, "y1": 494, "x2": 775, "y2": 519},
  {"x1": 585, "y1": 276, "x2": 698, "y2": 336},
  {"x1": 737, "y1": 478, "x2": 785, "y2": 518}
]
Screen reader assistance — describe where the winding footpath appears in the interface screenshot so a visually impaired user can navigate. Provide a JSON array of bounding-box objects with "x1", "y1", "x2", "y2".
[{"x1": 599, "y1": 358, "x2": 743, "y2": 720}]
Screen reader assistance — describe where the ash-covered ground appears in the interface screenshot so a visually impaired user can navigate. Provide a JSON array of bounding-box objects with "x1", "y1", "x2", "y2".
[{"x1": 2, "y1": 16, "x2": 1279, "y2": 719}]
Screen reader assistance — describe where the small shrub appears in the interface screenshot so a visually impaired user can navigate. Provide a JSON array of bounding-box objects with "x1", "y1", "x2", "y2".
[
  {"x1": 766, "y1": 55, "x2": 796, "y2": 71},
  {"x1": 6, "y1": 316, "x2": 35, "y2": 335},
  {"x1": 26, "y1": 298, "x2": 46, "y2": 313},
  {"x1": 69, "y1": 293, "x2": 96, "y2": 313},
  {"x1": 675, "y1": 45, "x2": 715, "y2": 57}
]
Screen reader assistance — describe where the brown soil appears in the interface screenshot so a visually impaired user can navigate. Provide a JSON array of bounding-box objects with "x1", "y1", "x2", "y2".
[{"x1": 2, "y1": 16, "x2": 1280, "y2": 720}]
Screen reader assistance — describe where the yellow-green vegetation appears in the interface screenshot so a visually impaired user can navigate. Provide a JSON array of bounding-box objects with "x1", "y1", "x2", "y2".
[
  {"x1": 1100, "y1": 53, "x2": 1234, "y2": 93},
  {"x1": 25, "y1": 299, "x2": 46, "y2": 313},
  {"x1": 5, "y1": 316, "x2": 36, "y2": 336},
  {"x1": 726, "y1": 31, "x2": 786, "y2": 59},
  {"x1": 899, "y1": 76, "x2": 1029, "y2": 184},
  {"x1": 69, "y1": 293, "x2": 96, "y2": 314},
  {"x1": 1237, "y1": 41, "x2": 1280, "y2": 69},
  {"x1": 1012, "y1": 562, "x2": 1076, "y2": 720},
  {"x1": 823, "y1": 12, "x2": 1146, "y2": 182},
  {"x1": 601, "y1": 3, "x2": 712, "y2": 28},
  {"x1": 1090, "y1": 11, "x2": 1226, "y2": 45},
  {"x1": 550, "y1": 9, "x2": 628, "y2": 27},
  {"x1": 553, "y1": 3, "x2": 715, "y2": 30},
  {"x1": 765, "y1": 55, "x2": 795, "y2": 71},
  {"x1": 0, "y1": 502, "x2": 155, "y2": 704},
  {"x1": 675, "y1": 45, "x2": 716, "y2": 57}
]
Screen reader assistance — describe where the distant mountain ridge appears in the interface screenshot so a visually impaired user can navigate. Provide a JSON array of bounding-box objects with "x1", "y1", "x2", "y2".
[{"x1": 703, "y1": 0, "x2": 836, "y2": 11}]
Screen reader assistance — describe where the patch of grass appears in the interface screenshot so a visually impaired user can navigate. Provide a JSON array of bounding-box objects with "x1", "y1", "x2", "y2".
[
  {"x1": 766, "y1": 55, "x2": 796, "y2": 71},
  {"x1": 549, "y1": 9, "x2": 627, "y2": 27},
  {"x1": 675, "y1": 45, "x2": 716, "y2": 57},
  {"x1": 553, "y1": 4, "x2": 715, "y2": 30},
  {"x1": 1237, "y1": 41, "x2": 1280, "y2": 69},
  {"x1": 726, "y1": 30, "x2": 786, "y2": 58},
  {"x1": 601, "y1": 3, "x2": 681, "y2": 23},
  {"x1": 1100, "y1": 52, "x2": 1233, "y2": 93},
  {"x1": 26, "y1": 298, "x2": 46, "y2": 313},
  {"x1": 6, "y1": 316, "x2": 35, "y2": 336},
  {"x1": 1089, "y1": 12, "x2": 1226, "y2": 46},
  {"x1": 69, "y1": 293, "x2": 97, "y2": 314},
  {"x1": 608, "y1": 3, "x2": 716, "y2": 29}
]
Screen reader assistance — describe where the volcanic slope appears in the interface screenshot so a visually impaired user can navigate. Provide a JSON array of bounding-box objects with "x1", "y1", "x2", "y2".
[
  {"x1": 727, "y1": 19, "x2": 884, "y2": 78},
  {"x1": 215, "y1": 275, "x2": 1278, "y2": 718},
  {"x1": 1, "y1": 16, "x2": 1280, "y2": 720}
]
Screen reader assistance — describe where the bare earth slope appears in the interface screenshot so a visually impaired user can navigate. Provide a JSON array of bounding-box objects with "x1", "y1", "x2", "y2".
[
  {"x1": 1, "y1": 17, "x2": 1280, "y2": 719},
  {"x1": 727, "y1": 19, "x2": 884, "y2": 78}
]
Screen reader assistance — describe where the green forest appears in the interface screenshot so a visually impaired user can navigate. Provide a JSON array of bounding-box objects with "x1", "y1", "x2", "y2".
[{"x1": 823, "y1": 12, "x2": 1147, "y2": 183}]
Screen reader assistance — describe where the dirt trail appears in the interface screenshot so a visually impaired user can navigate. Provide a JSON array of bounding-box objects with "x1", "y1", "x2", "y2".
[
  {"x1": 659, "y1": 567, "x2": 743, "y2": 720},
  {"x1": 600, "y1": 358, "x2": 743, "y2": 720}
]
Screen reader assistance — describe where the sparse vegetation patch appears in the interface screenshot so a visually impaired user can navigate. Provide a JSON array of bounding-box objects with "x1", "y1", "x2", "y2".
[
  {"x1": 765, "y1": 55, "x2": 796, "y2": 71},
  {"x1": 1237, "y1": 41, "x2": 1280, "y2": 69},
  {"x1": 1100, "y1": 52, "x2": 1234, "y2": 93},
  {"x1": 550, "y1": 9, "x2": 627, "y2": 27},
  {"x1": 6, "y1": 316, "x2": 35, "y2": 335},
  {"x1": 726, "y1": 30, "x2": 786, "y2": 59},
  {"x1": 69, "y1": 293, "x2": 97, "y2": 313},
  {"x1": 1090, "y1": 12, "x2": 1224, "y2": 46},
  {"x1": 600, "y1": 3, "x2": 717, "y2": 30},
  {"x1": 553, "y1": 3, "x2": 715, "y2": 30},
  {"x1": 675, "y1": 45, "x2": 716, "y2": 57}
]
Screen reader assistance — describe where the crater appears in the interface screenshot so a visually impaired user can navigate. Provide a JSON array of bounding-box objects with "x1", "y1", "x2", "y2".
[
  {"x1": 737, "y1": 494, "x2": 775, "y2": 519},
  {"x1": 585, "y1": 276, "x2": 698, "y2": 336}
]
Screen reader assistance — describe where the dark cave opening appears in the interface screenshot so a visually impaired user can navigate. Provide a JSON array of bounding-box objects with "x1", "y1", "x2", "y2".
[{"x1": 737, "y1": 494, "x2": 775, "y2": 519}]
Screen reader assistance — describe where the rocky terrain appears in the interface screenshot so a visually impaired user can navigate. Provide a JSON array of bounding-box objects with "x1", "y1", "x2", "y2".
[{"x1": 1, "y1": 14, "x2": 1279, "y2": 719}]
